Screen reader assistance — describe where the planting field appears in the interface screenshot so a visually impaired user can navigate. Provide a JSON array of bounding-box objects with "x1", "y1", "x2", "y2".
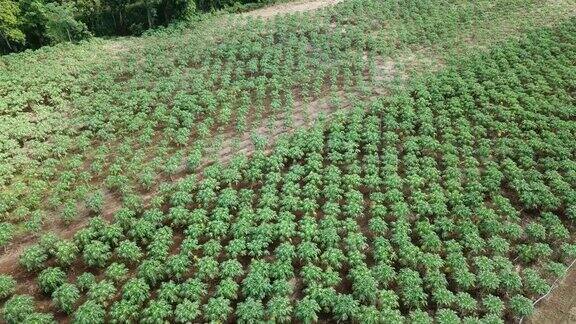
[{"x1": 1, "y1": 0, "x2": 575, "y2": 323}]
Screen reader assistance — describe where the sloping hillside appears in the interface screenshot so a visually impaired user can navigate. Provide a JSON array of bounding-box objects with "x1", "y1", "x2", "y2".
[{"x1": 1, "y1": 0, "x2": 575, "y2": 322}]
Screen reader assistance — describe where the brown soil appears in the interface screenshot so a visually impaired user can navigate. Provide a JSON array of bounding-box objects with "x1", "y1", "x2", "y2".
[
  {"x1": 526, "y1": 259, "x2": 576, "y2": 324},
  {"x1": 102, "y1": 42, "x2": 131, "y2": 56},
  {"x1": 0, "y1": 190, "x2": 122, "y2": 293},
  {"x1": 244, "y1": 0, "x2": 343, "y2": 19}
]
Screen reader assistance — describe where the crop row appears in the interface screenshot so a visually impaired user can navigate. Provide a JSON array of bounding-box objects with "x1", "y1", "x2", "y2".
[
  {"x1": 1, "y1": 0, "x2": 569, "y2": 243},
  {"x1": 2, "y1": 17, "x2": 575, "y2": 323}
]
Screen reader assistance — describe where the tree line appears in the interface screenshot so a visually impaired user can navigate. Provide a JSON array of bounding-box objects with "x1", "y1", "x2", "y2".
[{"x1": 0, "y1": 0, "x2": 265, "y2": 54}]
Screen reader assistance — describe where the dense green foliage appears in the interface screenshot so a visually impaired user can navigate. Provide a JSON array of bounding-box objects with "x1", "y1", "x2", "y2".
[
  {"x1": 1, "y1": 0, "x2": 569, "y2": 247},
  {"x1": 0, "y1": 0, "x2": 270, "y2": 54},
  {"x1": 0, "y1": 275, "x2": 16, "y2": 300},
  {"x1": 3, "y1": 16, "x2": 575, "y2": 322},
  {"x1": 1, "y1": 0, "x2": 576, "y2": 321}
]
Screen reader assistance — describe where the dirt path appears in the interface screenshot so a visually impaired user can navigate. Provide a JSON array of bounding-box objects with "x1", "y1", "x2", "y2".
[
  {"x1": 243, "y1": 0, "x2": 343, "y2": 19},
  {"x1": 526, "y1": 259, "x2": 576, "y2": 324}
]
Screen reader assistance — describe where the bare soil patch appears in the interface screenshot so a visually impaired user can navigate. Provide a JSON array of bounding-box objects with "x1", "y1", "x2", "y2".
[
  {"x1": 102, "y1": 42, "x2": 131, "y2": 55},
  {"x1": 527, "y1": 259, "x2": 576, "y2": 324},
  {"x1": 244, "y1": 0, "x2": 343, "y2": 19}
]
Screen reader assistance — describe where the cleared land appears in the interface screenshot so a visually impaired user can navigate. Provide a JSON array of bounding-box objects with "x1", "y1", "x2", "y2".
[{"x1": 244, "y1": 0, "x2": 344, "y2": 18}]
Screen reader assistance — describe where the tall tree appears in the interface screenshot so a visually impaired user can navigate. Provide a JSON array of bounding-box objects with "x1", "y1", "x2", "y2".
[
  {"x1": 44, "y1": 2, "x2": 90, "y2": 43},
  {"x1": 0, "y1": 0, "x2": 25, "y2": 51}
]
